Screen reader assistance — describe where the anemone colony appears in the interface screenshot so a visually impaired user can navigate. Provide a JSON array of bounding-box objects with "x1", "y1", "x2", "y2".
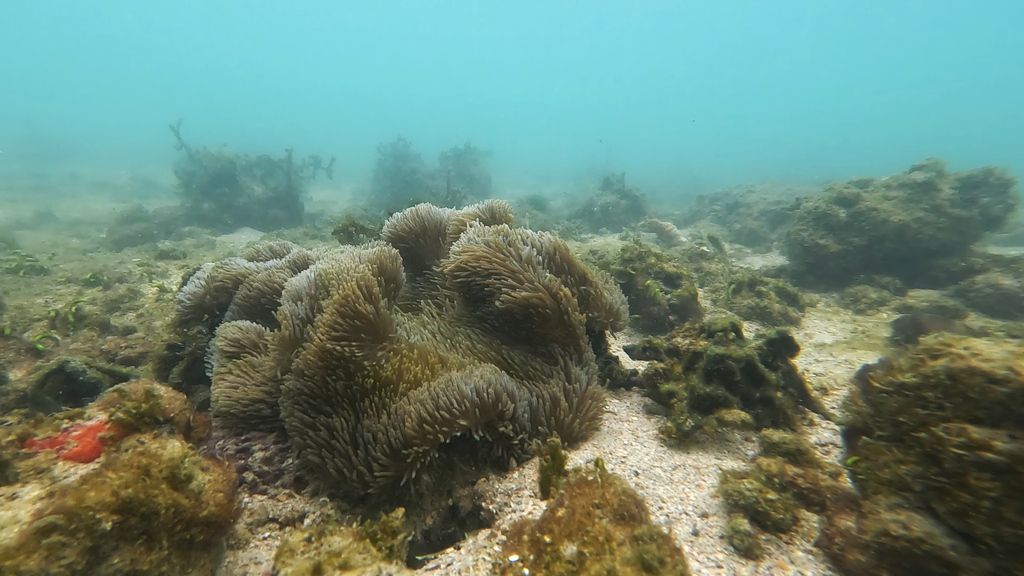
[{"x1": 175, "y1": 200, "x2": 627, "y2": 500}]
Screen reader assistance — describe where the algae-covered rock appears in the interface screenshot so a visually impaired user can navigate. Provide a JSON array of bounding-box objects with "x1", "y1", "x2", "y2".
[
  {"x1": 951, "y1": 270, "x2": 1024, "y2": 320},
  {"x1": 784, "y1": 159, "x2": 1018, "y2": 287},
  {"x1": 273, "y1": 509, "x2": 412, "y2": 576},
  {"x1": 18, "y1": 357, "x2": 136, "y2": 414},
  {"x1": 331, "y1": 211, "x2": 383, "y2": 245},
  {"x1": 718, "y1": 429, "x2": 852, "y2": 556},
  {"x1": 838, "y1": 284, "x2": 897, "y2": 313},
  {"x1": 823, "y1": 335, "x2": 1024, "y2": 575},
  {"x1": 1, "y1": 249, "x2": 49, "y2": 277},
  {"x1": 0, "y1": 380, "x2": 234, "y2": 576},
  {"x1": 600, "y1": 238, "x2": 702, "y2": 333},
  {"x1": 722, "y1": 269, "x2": 807, "y2": 326},
  {"x1": 892, "y1": 290, "x2": 968, "y2": 319},
  {"x1": 103, "y1": 204, "x2": 182, "y2": 251},
  {"x1": 501, "y1": 463, "x2": 690, "y2": 575},
  {"x1": 636, "y1": 318, "x2": 823, "y2": 441},
  {"x1": 680, "y1": 184, "x2": 805, "y2": 250}
]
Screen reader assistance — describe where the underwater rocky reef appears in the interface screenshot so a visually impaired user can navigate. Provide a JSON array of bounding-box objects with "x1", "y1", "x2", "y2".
[
  {"x1": 2, "y1": 151, "x2": 1023, "y2": 576},
  {"x1": 784, "y1": 158, "x2": 1018, "y2": 288},
  {"x1": 821, "y1": 335, "x2": 1024, "y2": 575}
]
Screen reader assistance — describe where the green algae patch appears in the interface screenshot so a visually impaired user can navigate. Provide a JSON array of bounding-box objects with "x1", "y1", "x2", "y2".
[
  {"x1": 723, "y1": 514, "x2": 762, "y2": 560},
  {"x1": 638, "y1": 318, "x2": 824, "y2": 441},
  {"x1": 596, "y1": 238, "x2": 702, "y2": 334},
  {"x1": 718, "y1": 430, "x2": 853, "y2": 555},
  {"x1": 273, "y1": 509, "x2": 412, "y2": 576},
  {"x1": 501, "y1": 464, "x2": 690, "y2": 576},
  {"x1": 821, "y1": 335, "x2": 1024, "y2": 576},
  {"x1": 536, "y1": 435, "x2": 568, "y2": 500}
]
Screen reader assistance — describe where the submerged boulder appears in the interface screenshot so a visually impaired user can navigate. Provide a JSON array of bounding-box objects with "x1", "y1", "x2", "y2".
[
  {"x1": 784, "y1": 159, "x2": 1018, "y2": 287},
  {"x1": 821, "y1": 335, "x2": 1024, "y2": 575},
  {"x1": 951, "y1": 270, "x2": 1024, "y2": 320}
]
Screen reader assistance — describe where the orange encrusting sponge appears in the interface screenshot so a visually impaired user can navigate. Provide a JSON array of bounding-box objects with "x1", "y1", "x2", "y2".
[{"x1": 24, "y1": 418, "x2": 122, "y2": 463}]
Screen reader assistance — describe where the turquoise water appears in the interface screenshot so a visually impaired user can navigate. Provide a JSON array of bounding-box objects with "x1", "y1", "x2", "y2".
[{"x1": 2, "y1": 1, "x2": 1022, "y2": 194}]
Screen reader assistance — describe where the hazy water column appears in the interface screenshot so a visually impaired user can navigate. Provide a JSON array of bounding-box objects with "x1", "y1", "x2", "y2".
[{"x1": 0, "y1": 1, "x2": 1021, "y2": 194}]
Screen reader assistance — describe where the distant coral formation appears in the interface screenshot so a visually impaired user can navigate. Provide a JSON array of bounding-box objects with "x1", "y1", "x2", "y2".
[
  {"x1": 169, "y1": 121, "x2": 333, "y2": 232},
  {"x1": 167, "y1": 200, "x2": 627, "y2": 502},
  {"x1": 821, "y1": 335, "x2": 1024, "y2": 575},
  {"x1": 784, "y1": 159, "x2": 1018, "y2": 287},
  {"x1": 370, "y1": 138, "x2": 494, "y2": 214},
  {"x1": 572, "y1": 173, "x2": 649, "y2": 232}
]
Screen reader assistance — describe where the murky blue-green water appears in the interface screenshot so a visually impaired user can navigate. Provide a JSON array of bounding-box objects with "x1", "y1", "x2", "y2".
[{"x1": 2, "y1": 1, "x2": 1022, "y2": 195}]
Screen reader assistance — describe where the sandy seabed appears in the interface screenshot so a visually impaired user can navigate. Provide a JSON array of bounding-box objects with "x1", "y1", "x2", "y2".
[{"x1": 219, "y1": 300, "x2": 891, "y2": 576}]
